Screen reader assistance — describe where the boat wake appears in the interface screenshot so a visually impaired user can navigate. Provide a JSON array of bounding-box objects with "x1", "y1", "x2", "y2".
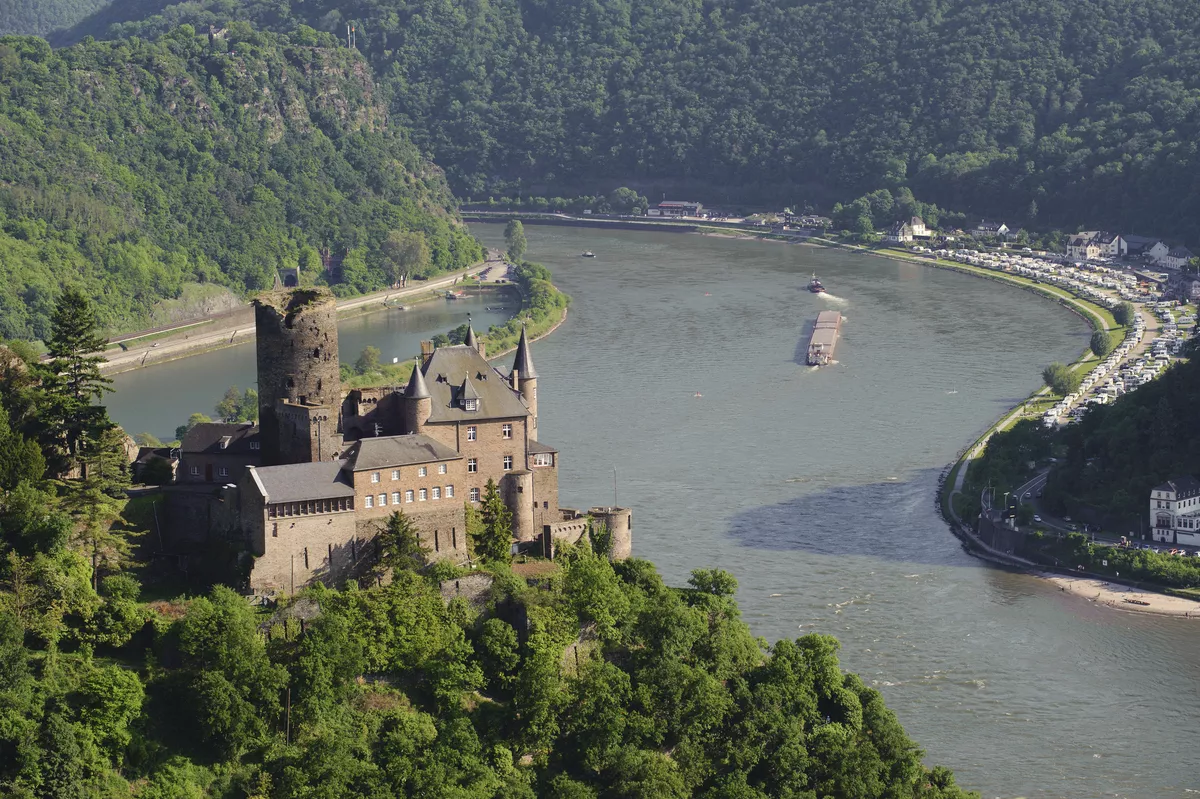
[{"x1": 945, "y1": 389, "x2": 958, "y2": 394}]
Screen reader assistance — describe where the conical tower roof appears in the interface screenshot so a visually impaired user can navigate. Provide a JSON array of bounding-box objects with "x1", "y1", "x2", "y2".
[
  {"x1": 405, "y1": 359, "x2": 430, "y2": 399},
  {"x1": 511, "y1": 324, "x2": 538, "y2": 379},
  {"x1": 464, "y1": 324, "x2": 479, "y2": 349}
]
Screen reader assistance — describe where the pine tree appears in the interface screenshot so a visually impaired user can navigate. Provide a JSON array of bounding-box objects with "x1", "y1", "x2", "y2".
[
  {"x1": 473, "y1": 479, "x2": 513, "y2": 563},
  {"x1": 378, "y1": 510, "x2": 429, "y2": 573},
  {"x1": 37, "y1": 289, "x2": 114, "y2": 477}
]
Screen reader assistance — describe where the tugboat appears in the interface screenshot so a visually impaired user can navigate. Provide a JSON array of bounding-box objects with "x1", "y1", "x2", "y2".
[
  {"x1": 808, "y1": 273, "x2": 826, "y2": 293},
  {"x1": 581, "y1": 251, "x2": 596, "y2": 258}
]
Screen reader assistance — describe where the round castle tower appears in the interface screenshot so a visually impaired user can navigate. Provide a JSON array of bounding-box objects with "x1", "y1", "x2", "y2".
[
  {"x1": 254, "y1": 288, "x2": 342, "y2": 465},
  {"x1": 402, "y1": 358, "x2": 432, "y2": 433},
  {"x1": 510, "y1": 325, "x2": 538, "y2": 440},
  {"x1": 590, "y1": 507, "x2": 632, "y2": 560}
]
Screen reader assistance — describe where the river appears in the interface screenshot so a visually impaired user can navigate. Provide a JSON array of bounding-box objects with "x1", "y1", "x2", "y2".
[{"x1": 109, "y1": 225, "x2": 1200, "y2": 798}]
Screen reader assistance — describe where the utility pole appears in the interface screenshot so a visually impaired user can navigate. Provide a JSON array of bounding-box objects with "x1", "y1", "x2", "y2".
[{"x1": 613, "y1": 467, "x2": 617, "y2": 508}]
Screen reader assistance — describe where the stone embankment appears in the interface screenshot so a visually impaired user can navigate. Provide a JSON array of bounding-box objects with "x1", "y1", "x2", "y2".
[{"x1": 100, "y1": 267, "x2": 484, "y2": 374}]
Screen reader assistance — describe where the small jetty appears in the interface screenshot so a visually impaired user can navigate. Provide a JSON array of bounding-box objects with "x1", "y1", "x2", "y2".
[{"x1": 806, "y1": 311, "x2": 842, "y2": 366}]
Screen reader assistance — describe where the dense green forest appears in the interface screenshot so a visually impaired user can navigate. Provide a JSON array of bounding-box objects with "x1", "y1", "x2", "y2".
[
  {"x1": 0, "y1": 0, "x2": 111, "y2": 36},
  {"x1": 0, "y1": 293, "x2": 977, "y2": 799},
  {"x1": 0, "y1": 26, "x2": 480, "y2": 339},
  {"x1": 41, "y1": 0, "x2": 1200, "y2": 244}
]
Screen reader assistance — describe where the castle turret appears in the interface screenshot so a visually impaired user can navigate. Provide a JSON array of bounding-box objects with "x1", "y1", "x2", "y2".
[
  {"x1": 464, "y1": 321, "x2": 486, "y2": 358},
  {"x1": 590, "y1": 506, "x2": 632, "y2": 560},
  {"x1": 402, "y1": 359, "x2": 432, "y2": 434},
  {"x1": 254, "y1": 288, "x2": 342, "y2": 465},
  {"x1": 511, "y1": 325, "x2": 538, "y2": 440}
]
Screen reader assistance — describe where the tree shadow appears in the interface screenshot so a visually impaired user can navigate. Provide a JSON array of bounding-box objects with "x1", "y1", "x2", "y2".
[{"x1": 725, "y1": 467, "x2": 985, "y2": 567}]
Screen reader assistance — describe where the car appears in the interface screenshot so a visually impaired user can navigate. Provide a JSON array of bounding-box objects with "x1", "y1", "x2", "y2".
[
  {"x1": 1033, "y1": 515, "x2": 1042, "y2": 522},
  {"x1": 1023, "y1": 492, "x2": 1031, "y2": 499}
]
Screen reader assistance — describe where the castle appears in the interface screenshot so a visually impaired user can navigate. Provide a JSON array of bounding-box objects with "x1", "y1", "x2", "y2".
[{"x1": 176, "y1": 287, "x2": 630, "y2": 595}]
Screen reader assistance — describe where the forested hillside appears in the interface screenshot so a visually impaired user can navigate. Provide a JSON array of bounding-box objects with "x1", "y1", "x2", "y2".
[
  {"x1": 0, "y1": 26, "x2": 480, "y2": 339},
  {"x1": 0, "y1": 0, "x2": 110, "y2": 36},
  {"x1": 51, "y1": 0, "x2": 1200, "y2": 242}
]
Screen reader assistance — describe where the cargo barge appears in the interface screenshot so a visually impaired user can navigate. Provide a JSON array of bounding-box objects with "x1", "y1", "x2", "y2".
[{"x1": 806, "y1": 311, "x2": 842, "y2": 366}]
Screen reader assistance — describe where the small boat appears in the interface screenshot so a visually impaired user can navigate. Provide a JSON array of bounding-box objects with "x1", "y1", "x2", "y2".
[
  {"x1": 581, "y1": 251, "x2": 596, "y2": 258},
  {"x1": 445, "y1": 290, "x2": 466, "y2": 300},
  {"x1": 1122, "y1": 598, "x2": 1151, "y2": 606},
  {"x1": 808, "y1": 273, "x2": 826, "y2": 293}
]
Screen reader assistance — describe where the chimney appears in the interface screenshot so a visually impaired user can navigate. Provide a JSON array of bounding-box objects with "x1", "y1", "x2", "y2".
[{"x1": 420, "y1": 339, "x2": 434, "y2": 368}]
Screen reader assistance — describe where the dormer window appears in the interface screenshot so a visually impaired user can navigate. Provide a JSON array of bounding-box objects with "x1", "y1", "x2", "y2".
[
  {"x1": 464, "y1": 398, "x2": 478, "y2": 412},
  {"x1": 220, "y1": 436, "x2": 232, "y2": 450}
]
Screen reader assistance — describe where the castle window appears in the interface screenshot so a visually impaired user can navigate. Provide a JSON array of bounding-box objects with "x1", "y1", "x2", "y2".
[
  {"x1": 419, "y1": 488, "x2": 427, "y2": 501},
  {"x1": 432, "y1": 487, "x2": 441, "y2": 500},
  {"x1": 250, "y1": 441, "x2": 260, "y2": 450},
  {"x1": 219, "y1": 467, "x2": 228, "y2": 478},
  {"x1": 438, "y1": 464, "x2": 447, "y2": 475},
  {"x1": 371, "y1": 472, "x2": 380, "y2": 483},
  {"x1": 446, "y1": 485, "x2": 454, "y2": 498},
  {"x1": 470, "y1": 487, "x2": 480, "y2": 502},
  {"x1": 392, "y1": 492, "x2": 401, "y2": 504},
  {"x1": 378, "y1": 493, "x2": 386, "y2": 507},
  {"x1": 503, "y1": 455, "x2": 513, "y2": 471},
  {"x1": 468, "y1": 459, "x2": 477, "y2": 473},
  {"x1": 391, "y1": 470, "x2": 399, "y2": 480},
  {"x1": 464, "y1": 398, "x2": 478, "y2": 412},
  {"x1": 418, "y1": 466, "x2": 427, "y2": 477},
  {"x1": 405, "y1": 489, "x2": 414, "y2": 503},
  {"x1": 533, "y1": 453, "x2": 553, "y2": 467},
  {"x1": 467, "y1": 426, "x2": 476, "y2": 441},
  {"x1": 190, "y1": 466, "x2": 199, "y2": 476},
  {"x1": 502, "y1": 424, "x2": 512, "y2": 439},
  {"x1": 365, "y1": 495, "x2": 374, "y2": 509}
]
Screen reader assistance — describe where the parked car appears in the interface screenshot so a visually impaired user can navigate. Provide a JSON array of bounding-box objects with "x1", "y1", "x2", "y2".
[{"x1": 1033, "y1": 515, "x2": 1042, "y2": 522}]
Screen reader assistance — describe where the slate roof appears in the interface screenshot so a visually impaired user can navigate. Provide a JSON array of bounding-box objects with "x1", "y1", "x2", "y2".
[
  {"x1": 976, "y1": 220, "x2": 1005, "y2": 231},
  {"x1": 342, "y1": 434, "x2": 461, "y2": 472},
  {"x1": 511, "y1": 325, "x2": 538, "y2": 379},
  {"x1": 1168, "y1": 247, "x2": 1194, "y2": 259},
  {"x1": 1153, "y1": 476, "x2": 1200, "y2": 496},
  {"x1": 405, "y1": 359, "x2": 430, "y2": 399},
  {"x1": 527, "y1": 439, "x2": 558, "y2": 454},
  {"x1": 181, "y1": 423, "x2": 259, "y2": 455},
  {"x1": 422, "y1": 345, "x2": 530, "y2": 423},
  {"x1": 250, "y1": 460, "x2": 354, "y2": 504}
]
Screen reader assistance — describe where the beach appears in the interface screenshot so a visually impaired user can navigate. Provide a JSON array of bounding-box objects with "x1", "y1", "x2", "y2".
[{"x1": 1044, "y1": 573, "x2": 1200, "y2": 617}]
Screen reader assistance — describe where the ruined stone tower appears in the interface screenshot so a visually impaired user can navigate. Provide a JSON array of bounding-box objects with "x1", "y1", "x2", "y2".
[{"x1": 254, "y1": 288, "x2": 342, "y2": 466}]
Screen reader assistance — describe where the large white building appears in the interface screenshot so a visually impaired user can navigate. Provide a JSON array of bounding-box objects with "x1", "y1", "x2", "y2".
[{"x1": 1150, "y1": 476, "x2": 1200, "y2": 545}]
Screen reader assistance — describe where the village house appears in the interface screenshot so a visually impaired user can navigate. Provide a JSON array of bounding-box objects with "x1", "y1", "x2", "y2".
[
  {"x1": 1150, "y1": 477, "x2": 1200, "y2": 546},
  {"x1": 1066, "y1": 234, "x2": 1101, "y2": 261},
  {"x1": 1122, "y1": 235, "x2": 1164, "y2": 259},
  {"x1": 909, "y1": 216, "x2": 930, "y2": 238},
  {"x1": 646, "y1": 200, "x2": 703, "y2": 217},
  {"x1": 1162, "y1": 246, "x2": 1194, "y2": 270},
  {"x1": 885, "y1": 221, "x2": 913, "y2": 244},
  {"x1": 1146, "y1": 241, "x2": 1171, "y2": 263},
  {"x1": 973, "y1": 220, "x2": 1009, "y2": 238}
]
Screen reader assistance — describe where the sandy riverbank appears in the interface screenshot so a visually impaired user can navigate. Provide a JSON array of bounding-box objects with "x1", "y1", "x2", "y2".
[{"x1": 1043, "y1": 573, "x2": 1200, "y2": 618}]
